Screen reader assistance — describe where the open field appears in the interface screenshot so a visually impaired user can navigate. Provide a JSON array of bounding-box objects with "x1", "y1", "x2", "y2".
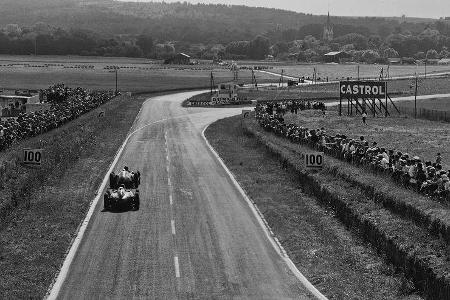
[
  {"x1": 269, "y1": 64, "x2": 450, "y2": 81},
  {"x1": 394, "y1": 97, "x2": 450, "y2": 111},
  {"x1": 392, "y1": 98, "x2": 450, "y2": 122},
  {"x1": 206, "y1": 115, "x2": 422, "y2": 300},
  {"x1": 1, "y1": 55, "x2": 450, "y2": 93},
  {"x1": 0, "y1": 55, "x2": 277, "y2": 92}
]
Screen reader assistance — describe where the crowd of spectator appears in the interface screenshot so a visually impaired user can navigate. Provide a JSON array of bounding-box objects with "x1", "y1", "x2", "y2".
[
  {"x1": 0, "y1": 84, "x2": 116, "y2": 151},
  {"x1": 260, "y1": 100, "x2": 326, "y2": 117},
  {"x1": 256, "y1": 102, "x2": 450, "y2": 200}
]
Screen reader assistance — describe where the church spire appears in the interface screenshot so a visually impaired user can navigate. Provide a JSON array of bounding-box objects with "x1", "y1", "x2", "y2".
[{"x1": 323, "y1": 11, "x2": 333, "y2": 42}]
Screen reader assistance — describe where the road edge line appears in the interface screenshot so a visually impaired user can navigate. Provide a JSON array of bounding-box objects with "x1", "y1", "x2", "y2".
[
  {"x1": 201, "y1": 123, "x2": 328, "y2": 300},
  {"x1": 45, "y1": 91, "x2": 207, "y2": 299},
  {"x1": 45, "y1": 96, "x2": 152, "y2": 300}
]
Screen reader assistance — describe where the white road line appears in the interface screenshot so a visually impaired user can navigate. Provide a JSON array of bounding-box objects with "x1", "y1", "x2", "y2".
[
  {"x1": 174, "y1": 256, "x2": 180, "y2": 278},
  {"x1": 171, "y1": 220, "x2": 176, "y2": 235},
  {"x1": 45, "y1": 92, "x2": 207, "y2": 300},
  {"x1": 201, "y1": 126, "x2": 328, "y2": 300},
  {"x1": 165, "y1": 130, "x2": 181, "y2": 281}
]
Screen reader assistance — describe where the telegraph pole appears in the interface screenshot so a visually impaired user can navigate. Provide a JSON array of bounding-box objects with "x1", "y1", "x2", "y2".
[
  {"x1": 251, "y1": 69, "x2": 258, "y2": 90},
  {"x1": 115, "y1": 68, "x2": 118, "y2": 94},
  {"x1": 210, "y1": 71, "x2": 215, "y2": 95},
  {"x1": 414, "y1": 74, "x2": 418, "y2": 119},
  {"x1": 279, "y1": 69, "x2": 284, "y2": 87},
  {"x1": 424, "y1": 59, "x2": 427, "y2": 79}
]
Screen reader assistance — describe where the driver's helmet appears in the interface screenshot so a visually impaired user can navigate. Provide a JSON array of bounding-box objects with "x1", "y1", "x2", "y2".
[
  {"x1": 123, "y1": 166, "x2": 129, "y2": 172},
  {"x1": 118, "y1": 184, "x2": 125, "y2": 196}
]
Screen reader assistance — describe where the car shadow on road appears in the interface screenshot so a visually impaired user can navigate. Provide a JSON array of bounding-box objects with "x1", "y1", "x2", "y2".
[{"x1": 101, "y1": 207, "x2": 139, "y2": 213}]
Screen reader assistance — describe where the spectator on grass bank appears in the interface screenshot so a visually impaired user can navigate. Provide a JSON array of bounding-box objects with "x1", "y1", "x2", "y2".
[
  {"x1": 255, "y1": 103, "x2": 449, "y2": 201},
  {"x1": 362, "y1": 111, "x2": 367, "y2": 125},
  {"x1": 436, "y1": 153, "x2": 442, "y2": 165},
  {"x1": 0, "y1": 84, "x2": 115, "y2": 152}
]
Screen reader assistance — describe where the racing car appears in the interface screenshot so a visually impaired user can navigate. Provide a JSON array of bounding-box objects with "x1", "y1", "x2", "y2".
[
  {"x1": 104, "y1": 186, "x2": 139, "y2": 211},
  {"x1": 104, "y1": 166, "x2": 140, "y2": 211},
  {"x1": 109, "y1": 166, "x2": 140, "y2": 189}
]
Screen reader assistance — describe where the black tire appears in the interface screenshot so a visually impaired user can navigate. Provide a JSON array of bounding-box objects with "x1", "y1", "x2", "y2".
[
  {"x1": 109, "y1": 173, "x2": 116, "y2": 189},
  {"x1": 103, "y1": 194, "x2": 110, "y2": 211},
  {"x1": 134, "y1": 193, "x2": 140, "y2": 211}
]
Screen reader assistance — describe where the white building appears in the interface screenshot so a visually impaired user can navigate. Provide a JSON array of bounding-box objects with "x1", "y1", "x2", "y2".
[{"x1": 0, "y1": 94, "x2": 45, "y2": 119}]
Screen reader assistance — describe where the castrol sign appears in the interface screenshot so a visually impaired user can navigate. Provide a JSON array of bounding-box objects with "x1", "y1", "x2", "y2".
[{"x1": 340, "y1": 81, "x2": 387, "y2": 98}]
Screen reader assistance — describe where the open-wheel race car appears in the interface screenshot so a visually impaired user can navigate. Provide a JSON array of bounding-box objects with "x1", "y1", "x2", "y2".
[
  {"x1": 109, "y1": 167, "x2": 140, "y2": 189},
  {"x1": 104, "y1": 166, "x2": 140, "y2": 211}
]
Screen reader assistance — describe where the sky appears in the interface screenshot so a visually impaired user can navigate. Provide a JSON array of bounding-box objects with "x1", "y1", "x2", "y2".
[{"x1": 119, "y1": 0, "x2": 450, "y2": 19}]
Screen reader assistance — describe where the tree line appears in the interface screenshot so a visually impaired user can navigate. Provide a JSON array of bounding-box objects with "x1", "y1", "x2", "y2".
[{"x1": 0, "y1": 12, "x2": 449, "y2": 63}]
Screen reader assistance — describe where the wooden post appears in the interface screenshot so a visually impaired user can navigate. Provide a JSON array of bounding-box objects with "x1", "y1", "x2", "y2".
[
  {"x1": 414, "y1": 76, "x2": 418, "y2": 119},
  {"x1": 115, "y1": 68, "x2": 118, "y2": 94},
  {"x1": 385, "y1": 81, "x2": 388, "y2": 117},
  {"x1": 372, "y1": 99, "x2": 376, "y2": 117}
]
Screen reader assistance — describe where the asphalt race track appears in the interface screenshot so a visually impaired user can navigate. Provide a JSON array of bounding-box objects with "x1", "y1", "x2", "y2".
[{"x1": 54, "y1": 91, "x2": 315, "y2": 299}]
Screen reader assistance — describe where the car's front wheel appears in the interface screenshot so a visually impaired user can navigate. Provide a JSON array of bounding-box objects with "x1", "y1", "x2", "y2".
[
  {"x1": 134, "y1": 193, "x2": 140, "y2": 211},
  {"x1": 103, "y1": 194, "x2": 110, "y2": 211}
]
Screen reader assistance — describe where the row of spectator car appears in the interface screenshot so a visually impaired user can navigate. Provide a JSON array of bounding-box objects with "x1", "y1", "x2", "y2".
[
  {"x1": 255, "y1": 102, "x2": 450, "y2": 200},
  {"x1": 0, "y1": 84, "x2": 116, "y2": 151}
]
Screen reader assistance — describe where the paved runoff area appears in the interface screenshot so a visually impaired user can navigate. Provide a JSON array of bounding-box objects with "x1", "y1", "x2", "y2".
[{"x1": 51, "y1": 91, "x2": 317, "y2": 299}]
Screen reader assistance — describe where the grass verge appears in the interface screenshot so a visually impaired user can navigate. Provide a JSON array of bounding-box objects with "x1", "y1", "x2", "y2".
[
  {"x1": 0, "y1": 92, "x2": 151, "y2": 298},
  {"x1": 205, "y1": 115, "x2": 423, "y2": 300},
  {"x1": 241, "y1": 116, "x2": 450, "y2": 299}
]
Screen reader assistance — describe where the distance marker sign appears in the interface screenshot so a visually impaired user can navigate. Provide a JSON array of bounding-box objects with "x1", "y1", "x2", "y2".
[
  {"x1": 242, "y1": 109, "x2": 251, "y2": 118},
  {"x1": 304, "y1": 152, "x2": 324, "y2": 169},
  {"x1": 22, "y1": 148, "x2": 43, "y2": 166}
]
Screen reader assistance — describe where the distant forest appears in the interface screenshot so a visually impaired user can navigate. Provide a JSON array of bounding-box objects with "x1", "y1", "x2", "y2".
[{"x1": 0, "y1": 0, "x2": 449, "y2": 62}]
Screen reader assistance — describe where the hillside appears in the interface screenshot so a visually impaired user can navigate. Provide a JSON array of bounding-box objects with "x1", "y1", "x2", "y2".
[{"x1": 0, "y1": 0, "x2": 439, "y2": 43}]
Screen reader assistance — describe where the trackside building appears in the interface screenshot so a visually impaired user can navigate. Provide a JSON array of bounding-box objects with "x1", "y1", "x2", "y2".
[{"x1": 0, "y1": 94, "x2": 50, "y2": 119}]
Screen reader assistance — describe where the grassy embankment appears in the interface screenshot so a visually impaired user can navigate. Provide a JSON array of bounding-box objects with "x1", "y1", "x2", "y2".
[
  {"x1": 237, "y1": 112, "x2": 450, "y2": 299},
  {"x1": 205, "y1": 115, "x2": 423, "y2": 300},
  {"x1": 0, "y1": 92, "x2": 150, "y2": 298},
  {"x1": 284, "y1": 110, "x2": 450, "y2": 170}
]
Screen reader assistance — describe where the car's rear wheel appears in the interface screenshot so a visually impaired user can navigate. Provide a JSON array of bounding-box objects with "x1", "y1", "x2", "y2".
[
  {"x1": 109, "y1": 173, "x2": 116, "y2": 189},
  {"x1": 134, "y1": 193, "x2": 140, "y2": 211},
  {"x1": 103, "y1": 194, "x2": 110, "y2": 211}
]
